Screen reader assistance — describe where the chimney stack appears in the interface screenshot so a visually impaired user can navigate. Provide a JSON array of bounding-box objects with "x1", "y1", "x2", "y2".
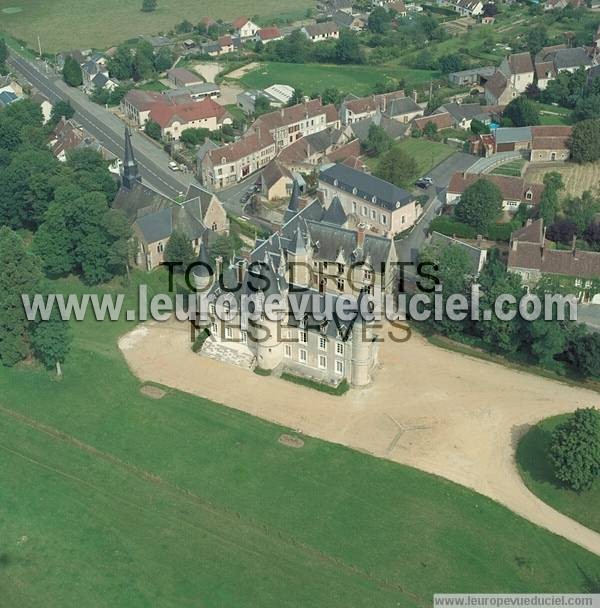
[
  {"x1": 572, "y1": 235, "x2": 578, "y2": 258},
  {"x1": 237, "y1": 259, "x2": 246, "y2": 283},
  {"x1": 216, "y1": 255, "x2": 223, "y2": 279},
  {"x1": 412, "y1": 89, "x2": 418, "y2": 103},
  {"x1": 357, "y1": 224, "x2": 365, "y2": 248}
]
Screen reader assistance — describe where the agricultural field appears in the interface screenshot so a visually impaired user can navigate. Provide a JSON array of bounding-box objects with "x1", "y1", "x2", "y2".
[
  {"x1": 0, "y1": 0, "x2": 312, "y2": 51},
  {"x1": 525, "y1": 161, "x2": 600, "y2": 198},
  {"x1": 1, "y1": 274, "x2": 600, "y2": 606},
  {"x1": 518, "y1": 416, "x2": 600, "y2": 535},
  {"x1": 233, "y1": 62, "x2": 440, "y2": 97}
]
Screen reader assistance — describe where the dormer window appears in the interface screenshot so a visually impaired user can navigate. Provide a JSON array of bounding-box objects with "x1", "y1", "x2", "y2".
[
  {"x1": 371, "y1": 196, "x2": 377, "y2": 203},
  {"x1": 333, "y1": 179, "x2": 338, "y2": 187},
  {"x1": 525, "y1": 190, "x2": 533, "y2": 200},
  {"x1": 352, "y1": 187, "x2": 357, "y2": 195}
]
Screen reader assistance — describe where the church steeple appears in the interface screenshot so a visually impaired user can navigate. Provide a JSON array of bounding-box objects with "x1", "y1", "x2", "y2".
[{"x1": 122, "y1": 126, "x2": 141, "y2": 190}]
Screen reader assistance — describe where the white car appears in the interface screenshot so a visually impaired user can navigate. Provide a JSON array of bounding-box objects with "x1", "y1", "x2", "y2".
[{"x1": 168, "y1": 161, "x2": 179, "y2": 171}]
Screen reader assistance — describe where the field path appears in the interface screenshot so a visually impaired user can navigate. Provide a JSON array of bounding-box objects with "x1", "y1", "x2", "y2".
[{"x1": 119, "y1": 320, "x2": 600, "y2": 556}]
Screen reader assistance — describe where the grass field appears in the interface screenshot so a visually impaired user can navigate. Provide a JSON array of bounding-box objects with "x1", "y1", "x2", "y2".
[
  {"x1": 0, "y1": 0, "x2": 313, "y2": 51},
  {"x1": 517, "y1": 416, "x2": 600, "y2": 536},
  {"x1": 234, "y1": 62, "x2": 440, "y2": 97},
  {"x1": 366, "y1": 138, "x2": 455, "y2": 177},
  {"x1": 532, "y1": 102, "x2": 572, "y2": 126},
  {"x1": 525, "y1": 161, "x2": 600, "y2": 199},
  {"x1": 1, "y1": 273, "x2": 600, "y2": 606}
]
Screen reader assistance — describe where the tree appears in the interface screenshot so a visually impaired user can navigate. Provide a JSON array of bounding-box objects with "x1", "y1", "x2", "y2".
[
  {"x1": 423, "y1": 121, "x2": 438, "y2": 139},
  {"x1": 470, "y1": 119, "x2": 490, "y2": 135},
  {"x1": 584, "y1": 222, "x2": 600, "y2": 251},
  {"x1": 362, "y1": 124, "x2": 392, "y2": 156},
  {"x1": 154, "y1": 48, "x2": 173, "y2": 72},
  {"x1": 321, "y1": 87, "x2": 342, "y2": 105},
  {"x1": 0, "y1": 227, "x2": 42, "y2": 366},
  {"x1": 504, "y1": 96, "x2": 539, "y2": 127},
  {"x1": 570, "y1": 119, "x2": 600, "y2": 164},
  {"x1": 437, "y1": 53, "x2": 465, "y2": 74},
  {"x1": 132, "y1": 40, "x2": 156, "y2": 81},
  {"x1": 50, "y1": 100, "x2": 75, "y2": 125},
  {"x1": 564, "y1": 190, "x2": 600, "y2": 233},
  {"x1": 287, "y1": 88, "x2": 304, "y2": 107},
  {"x1": 164, "y1": 231, "x2": 195, "y2": 270},
  {"x1": 455, "y1": 179, "x2": 503, "y2": 233},
  {"x1": 335, "y1": 30, "x2": 364, "y2": 64},
  {"x1": 482, "y1": 2, "x2": 498, "y2": 16},
  {"x1": 368, "y1": 7, "x2": 391, "y2": 34},
  {"x1": 547, "y1": 220, "x2": 577, "y2": 245},
  {"x1": 141, "y1": 0, "x2": 157, "y2": 11},
  {"x1": 550, "y1": 408, "x2": 600, "y2": 492},
  {"x1": 107, "y1": 45, "x2": 134, "y2": 80},
  {"x1": 180, "y1": 127, "x2": 209, "y2": 147},
  {"x1": 254, "y1": 95, "x2": 272, "y2": 116},
  {"x1": 374, "y1": 146, "x2": 418, "y2": 188},
  {"x1": 526, "y1": 26, "x2": 547, "y2": 56},
  {"x1": 527, "y1": 319, "x2": 567, "y2": 367},
  {"x1": 0, "y1": 40, "x2": 8, "y2": 74},
  {"x1": 30, "y1": 290, "x2": 71, "y2": 377},
  {"x1": 145, "y1": 119, "x2": 162, "y2": 140},
  {"x1": 566, "y1": 332, "x2": 600, "y2": 378},
  {"x1": 62, "y1": 56, "x2": 83, "y2": 87},
  {"x1": 175, "y1": 19, "x2": 194, "y2": 33},
  {"x1": 538, "y1": 171, "x2": 564, "y2": 226}
]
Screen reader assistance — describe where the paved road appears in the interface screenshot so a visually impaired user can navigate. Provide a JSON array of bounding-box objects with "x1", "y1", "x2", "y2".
[
  {"x1": 396, "y1": 151, "x2": 478, "y2": 265},
  {"x1": 8, "y1": 53, "x2": 193, "y2": 199}
]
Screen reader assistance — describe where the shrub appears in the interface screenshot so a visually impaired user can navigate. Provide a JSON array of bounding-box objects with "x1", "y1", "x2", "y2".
[
  {"x1": 549, "y1": 408, "x2": 600, "y2": 492},
  {"x1": 429, "y1": 216, "x2": 477, "y2": 239},
  {"x1": 254, "y1": 367, "x2": 272, "y2": 376},
  {"x1": 192, "y1": 328, "x2": 210, "y2": 353},
  {"x1": 281, "y1": 373, "x2": 350, "y2": 395}
]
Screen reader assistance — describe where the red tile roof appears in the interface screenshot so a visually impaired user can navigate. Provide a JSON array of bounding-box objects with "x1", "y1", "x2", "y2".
[
  {"x1": 208, "y1": 130, "x2": 275, "y2": 165},
  {"x1": 344, "y1": 90, "x2": 405, "y2": 115},
  {"x1": 232, "y1": 16, "x2": 249, "y2": 29},
  {"x1": 150, "y1": 98, "x2": 228, "y2": 128},
  {"x1": 258, "y1": 26, "x2": 282, "y2": 41},
  {"x1": 413, "y1": 112, "x2": 454, "y2": 131},
  {"x1": 254, "y1": 99, "x2": 338, "y2": 133},
  {"x1": 448, "y1": 172, "x2": 544, "y2": 205}
]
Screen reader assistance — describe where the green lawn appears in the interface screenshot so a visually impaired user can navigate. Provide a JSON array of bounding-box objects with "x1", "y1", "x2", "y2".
[
  {"x1": 517, "y1": 416, "x2": 600, "y2": 536},
  {"x1": 1, "y1": 273, "x2": 600, "y2": 606},
  {"x1": 136, "y1": 79, "x2": 169, "y2": 92},
  {"x1": 0, "y1": 0, "x2": 312, "y2": 51},
  {"x1": 235, "y1": 62, "x2": 441, "y2": 97},
  {"x1": 532, "y1": 101, "x2": 572, "y2": 126},
  {"x1": 366, "y1": 138, "x2": 455, "y2": 177}
]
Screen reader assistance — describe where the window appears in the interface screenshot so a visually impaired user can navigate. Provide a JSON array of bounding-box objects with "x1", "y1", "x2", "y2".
[
  {"x1": 336, "y1": 342, "x2": 344, "y2": 356},
  {"x1": 338, "y1": 263, "x2": 344, "y2": 274},
  {"x1": 363, "y1": 269, "x2": 372, "y2": 281},
  {"x1": 575, "y1": 279, "x2": 582, "y2": 287},
  {"x1": 211, "y1": 322, "x2": 218, "y2": 334},
  {"x1": 335, "y1": 360, "x2": 344, "y2": 375},
  {"x1": 401, "y1": 215, "x2": 406, "y2": 224},
  {"x1": 225, "y1": 326, "x2": 233, "y2": 339},
  {"x1": 381, "y1": 214, "x2": 387, "y2": 225},
  {"x1": 299, "y1": 330, "x2": 307, "y2": 344},
  {"x1": 241, "y1": 331, "x2": 247, "y2": 343},
  {"x1": 319, "y1": 337, "x2": 327, "y2": 350},
  {"x1": 362, "y1": 206, "x2": 367, "y2": 216},
  {"x1": 525, "y1": 191, "x2": 533, "y2": 200},
  {"x1": 209, "y1": 302, "x2": 215, "y2": 314},
  {"x1": 299, "y1": 349, "x2": 307, "y2": 363},
  {"x1": 284, "y1": 344, "x2": 292, "y2": 358},
  {"x1": 337, "y1": 278, "x2": 345, "y2": 290},
  {"x1": 585, "y1": 280, "x2": 592, "y2": 288},
  {"x1": 352, "y1": 201, "x2": 357, "y2": 212},
  {"x1": 370, "y1": 209, "x2": 376, "y2": 220},
  {"x1": 318, "y1": 355, "x2": 327, "y2": 369}
]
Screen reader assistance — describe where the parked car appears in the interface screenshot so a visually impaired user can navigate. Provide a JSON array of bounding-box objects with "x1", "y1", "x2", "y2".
[
  {"x1": 168, "y1": 161, "x2": 179, "y2": 171},
  {"x1": 415, "y1": 176, "x2": 433, "y2": 189}
]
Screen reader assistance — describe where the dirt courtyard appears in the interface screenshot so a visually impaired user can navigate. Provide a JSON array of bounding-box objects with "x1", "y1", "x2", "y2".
[{"x1": 119, "y1": 320, "x2": 600, "y2": 556}]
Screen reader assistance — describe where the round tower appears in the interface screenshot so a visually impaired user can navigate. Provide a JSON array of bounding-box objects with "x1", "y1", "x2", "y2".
[{"x1": 350, "y1": 310, "x2": 372, "y2": 388}]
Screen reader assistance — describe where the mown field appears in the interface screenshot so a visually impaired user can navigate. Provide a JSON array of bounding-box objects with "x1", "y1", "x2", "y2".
[
  {"x1": 1, "y1": 273, "x2": 600, "y2": 607},
  {"x1": 234, "y1": 62, "x2": 440, "y2": 97},
  {"x1": 518, "y1": 416, "x2": 600, "y2": 535},
  {"x1": 0, "y1": 0, "x2": 312, "y2": 51},
  {"x1": 525, "y1": 161, "x2": 600, "y2": 199}
]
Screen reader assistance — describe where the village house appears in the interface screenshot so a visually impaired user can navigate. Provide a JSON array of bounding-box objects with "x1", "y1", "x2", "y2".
[
  {"x1": 413, "y1": 112, "x2": 454, "y2": 133},
  {"x1": 200, "y1": 130, "x2": 278, "y2": 189},
  {"x1": 436, "y1": 102, "x2": 496, "y2": 130},
  {"x1": 120, "y1": 90, "x2": 165, "y2": 127},
  {"x1": 535, "y1": 62, "x2": 557, "y2": 90},
  {"x1": 232, "y1": 17, "x2": 260, "y2": 39},
  {"x1": 508, "y1": 219, "x2": 600, "y2": 302},
  {"x1": 446, "y1": 172, "x2": 544, "y2": 211},
  {"x1": 149, "y1": 98, "x2": 232, "y2": 140},
  {"x1": 301, "y1": 22, "x2": 340, "y2": 42},
  {"x1": 388, "y1": 0, "x2": 408, "y2": 16},
  {"x1": 344, "y1": 111, "x2": 410, "y2": 142},
  {"x1": 498, "y1": 52, "x2": 535, "y2": 93},
  {"x1": 339, "y1": 90, "x2": 422, "y2": 125},
  {"x1": 318, "y1": 163, "x2": 420, "y2": 237},
  {"x1": 448, "y1": 66, "x2": 495, "y2": 87},
  {"x1": 454, "y1": 0, "x2": 484, "y2": 16},
  {"x1": 167, "y1": 68, "x2": 204, "y2": 88},
  {"x1": 469, "y1": 125, "x2": 572, "y2": 161},
  {"x1": 257, "y1": 27, "x2": 284, "y2": 44},
  {"x1": 259, "y1": 160, "x2": 295, "y2": 200},
  {"x1": 429, "y1": 232, "x2": 488, "y2": 275},
  {"x1": 276, "y1": 127, "x2": 347, "y2": 173},
  {"x1": 163, "y1": 83, "x2": 220, "y2": 102}
]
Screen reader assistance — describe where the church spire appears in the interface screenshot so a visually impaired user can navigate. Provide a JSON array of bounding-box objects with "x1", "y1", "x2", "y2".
[
  {"x1": 122, "y1": 126, "x2": 141, "y2": 190},
  {"x1": 283, "y1": 180, "x2": 300, "y2": 224}
]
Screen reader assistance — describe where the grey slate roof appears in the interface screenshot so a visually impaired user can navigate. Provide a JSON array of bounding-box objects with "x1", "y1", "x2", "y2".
[
  {"x1": 349, "y1": 112, "x2": 409, "y2": 141},
  {"x1": 386, "y1": 96, "x2": 421, "y2": 117},
  {"x1": 113, "y1": 181, "x2": 174, "y2": 221},
  {"x1": 322, "y1": 196, "x2": 347, "y2": 226},
  {"x1": 319, "y1": 163, "x2": 414, "y2": 211},
  {"x1": 429, "y1": 232, "x2": 486, "y2": 275},
  {"x1": 494, "y1": 126, "x2": 532, "y2": 144},
  {"x1": 553, "y1": 47, "x2": 592, "y2": 70},
  {"x1": 439, "y1": 102, "x2": 493, "y2": 123}
]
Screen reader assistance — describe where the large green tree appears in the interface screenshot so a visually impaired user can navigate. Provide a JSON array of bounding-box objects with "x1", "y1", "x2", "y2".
[
  {"x1": 164, "y1": 231, "x2": 195, "y2": 271},
  {"x1": 0, "y1": 227, "x2": 42, "y2": 366},
  {"x1": 374, "y1": 146, "x2": 418, "y2": 188},
  {"x1": 550, "y1": 408, "x2": 600, "y2": 492},
  {"x1": 570, "y1": 119, "x2": 600, "y2": 163},
  {"x1": 141, "y1": 0, "x2": 157, "y2": 11},
  {"x1": 504, "y1": 96, "x2": 539, "y2": 127},
  {"x1": 538, "y1": 171, "x2": 564, "y2": 226},
  {"x1": 454, "y1": 179, "x2": 503, "y2": 233},
  {"x1": 362, "y1": 124, "x2": 392, "y2": 157},
  {"x1": 62, "y1": 55, "x2": 83, "y2": 87}
]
